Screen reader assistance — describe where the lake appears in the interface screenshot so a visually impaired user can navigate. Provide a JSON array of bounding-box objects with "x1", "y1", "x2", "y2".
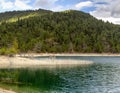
[{"x1": 0, "y1": 56, "x2": 120, "y2": 93}]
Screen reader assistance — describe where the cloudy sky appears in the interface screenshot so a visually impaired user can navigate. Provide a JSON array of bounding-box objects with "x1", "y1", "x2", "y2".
[{"x1": 0, "y1": 0, "x2": 120, "y2": 24}]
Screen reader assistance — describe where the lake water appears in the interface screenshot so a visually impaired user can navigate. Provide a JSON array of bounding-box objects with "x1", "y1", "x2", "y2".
[{"x1": 1, "y1": 56, "x2": 120, "y2": 93}]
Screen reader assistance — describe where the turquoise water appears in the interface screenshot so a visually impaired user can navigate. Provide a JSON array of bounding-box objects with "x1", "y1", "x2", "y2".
[{"x1": 1, "y1": 56, "x2": 120, "y2": 93}]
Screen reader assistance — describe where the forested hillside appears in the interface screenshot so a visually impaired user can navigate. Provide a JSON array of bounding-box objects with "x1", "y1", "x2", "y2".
[{"x1": 0, "y1": 9, "x2": 120, "y2": 54}]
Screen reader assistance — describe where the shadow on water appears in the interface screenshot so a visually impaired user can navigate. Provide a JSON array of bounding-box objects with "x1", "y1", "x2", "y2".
[
  {"x1": 18, "y1": 69, "x2": 65, "y2": 90},
  {"x1": 0, "y1": 68, "x2": 66, "y2": 92}
]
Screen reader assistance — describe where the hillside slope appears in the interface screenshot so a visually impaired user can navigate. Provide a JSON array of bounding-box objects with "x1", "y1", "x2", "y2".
[{"x1": 0, "y1": 9, "x2": 120, "y2": 54}]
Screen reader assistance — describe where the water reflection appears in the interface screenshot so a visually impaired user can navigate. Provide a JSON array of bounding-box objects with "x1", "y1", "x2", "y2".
[{"x1": 1, "y1": 56, "x2": 120, "y2": 93}]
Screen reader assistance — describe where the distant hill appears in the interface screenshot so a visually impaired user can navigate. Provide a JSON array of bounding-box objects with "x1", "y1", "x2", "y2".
[
  {"x1": 0, "y1": 9, "x2": 52, "y2": 23},
  {"x1": 0, "y1": 9, "x2": 120, "y2": 54}
]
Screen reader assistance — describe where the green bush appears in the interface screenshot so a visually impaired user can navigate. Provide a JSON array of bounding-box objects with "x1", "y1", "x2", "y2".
[
  {"x1": 0, "y1": 47, "x2": 18, "y2": 55},
  {"x1": 7, "y1": 48, "x2": 18, "y2": 54},
  {"x1": 0, "y1": 48, "x2": 7, "y2": 55}
]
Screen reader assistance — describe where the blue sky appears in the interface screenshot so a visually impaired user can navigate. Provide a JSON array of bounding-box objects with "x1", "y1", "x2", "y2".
[{"x1": 0, "y1": 0, "x2": 120, "y2": 24}]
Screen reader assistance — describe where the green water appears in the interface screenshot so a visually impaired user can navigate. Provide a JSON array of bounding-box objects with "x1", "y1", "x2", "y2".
[{"x1": 1, "y1": 56, "x2": 120, "y2": 93}]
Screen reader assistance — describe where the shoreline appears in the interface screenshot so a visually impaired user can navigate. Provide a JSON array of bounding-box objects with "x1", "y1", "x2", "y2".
[
  {"x1": 16, "y1": 53, "x2": 120, "y2": 57},
  {"x1": 0, "y1": 53, "x2": 120, "y2": 68},
  {"x1": 0, "y1": 56, "x2": 93, "y2": 69}
]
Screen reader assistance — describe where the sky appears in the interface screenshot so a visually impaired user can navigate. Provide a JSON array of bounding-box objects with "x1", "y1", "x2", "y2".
[{"x1": 0, "y1": 0, "x2": 120, "y2": 24}]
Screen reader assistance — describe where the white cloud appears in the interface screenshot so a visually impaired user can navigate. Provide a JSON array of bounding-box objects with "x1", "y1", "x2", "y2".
[
  {"x1": 15, "y1": 0, "x2": 32, "y2": 10},
  {"x1": 0, "y1": 0, "x2": 59, "y2": 12},
  {"x1": 0, "y1": 0, "x2": 32, "y2": 12},
  {"x1": 90, "y1": 0, "x2": 120, "y2": 24},
  {"x1": 14, "y1": 0, "x2": 32, "y2": 10},
  {"x1": 75, "y1": 1, "x2": 93, "y2": 9},
  {"x1": 0, "y1": 1, "x2": 13, "y2": 9},
  {"x1": 34, "y1": 0, "x2": 58, "y2": 9},
  {"x1": 94, "y1": 17, "x2": 120, "y2": 24},
  {"x1": 52, "y1": 1, "x2": 94, "y2": 12}
]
